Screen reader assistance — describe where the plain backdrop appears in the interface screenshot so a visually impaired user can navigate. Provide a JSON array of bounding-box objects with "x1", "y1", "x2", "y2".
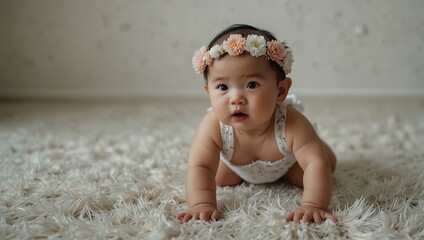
[{"x1": 1, "y1": 0, "x2": 424, "y2": 99}]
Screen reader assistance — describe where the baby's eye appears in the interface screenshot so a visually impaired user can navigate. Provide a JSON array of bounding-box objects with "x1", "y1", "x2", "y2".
[
  {"x1": 217, "y1": 84, "x2": 228, "y2": 91},
  {"x1": 246, "y1": 81, "x2": 259, "y2": 89}
]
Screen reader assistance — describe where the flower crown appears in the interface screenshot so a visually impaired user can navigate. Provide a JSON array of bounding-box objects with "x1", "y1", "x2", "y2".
[{"x1": 192, "y1": 34, "x2": 294, "y2": 75}]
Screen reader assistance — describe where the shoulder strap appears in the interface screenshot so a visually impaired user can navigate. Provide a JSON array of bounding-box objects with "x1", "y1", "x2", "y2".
[
  {"x1": 220, "y1": 122, "x2": 234, "y2": 162},
  {"x1": 274, "y1": 104, "x2": 292, "y2": 156}
]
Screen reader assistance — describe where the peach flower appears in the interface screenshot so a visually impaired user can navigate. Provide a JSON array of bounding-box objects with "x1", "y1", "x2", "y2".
[
  {"x1": 192, "y1": 46, "x2": 207, "y2": 74},
  {"x1": 266, "y1": 40, "x2": 286, "y2": 64},
  {"x1": 223, "y1": 34, "x2": 246, "y2": 56}
]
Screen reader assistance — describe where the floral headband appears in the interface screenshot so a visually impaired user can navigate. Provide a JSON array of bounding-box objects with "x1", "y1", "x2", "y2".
[{"x1": 192, "y1": 34, "x2": 294, "y2": 75}]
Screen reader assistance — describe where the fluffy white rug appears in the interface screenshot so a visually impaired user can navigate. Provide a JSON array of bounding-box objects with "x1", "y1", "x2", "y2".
[{"x1": 1, "y1": 97, "x2": 424, "y2": 239}]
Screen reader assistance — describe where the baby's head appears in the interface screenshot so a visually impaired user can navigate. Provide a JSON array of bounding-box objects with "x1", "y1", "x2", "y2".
[{"x1": 192, "y1": 24, "x2": 293, "y2": 84}]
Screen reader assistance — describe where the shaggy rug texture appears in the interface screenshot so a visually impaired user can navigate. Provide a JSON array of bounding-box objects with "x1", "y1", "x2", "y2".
[{"x1": 1, "y1": 97, "x2": 424, "y2": 239}]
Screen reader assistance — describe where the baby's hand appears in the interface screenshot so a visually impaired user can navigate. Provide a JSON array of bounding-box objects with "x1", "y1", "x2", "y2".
[
  {"x1": 177, "y1": 204, "x2": 220, "y2": 223},
  {"x1": 285, "y1": 204, "x2": 336, "y2": 225}
]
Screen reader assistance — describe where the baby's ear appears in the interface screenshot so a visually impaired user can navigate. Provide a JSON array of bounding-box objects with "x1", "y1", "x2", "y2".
[
  {"x1": 277, "y1": 78, "x2": 292, "y2": 104},
  {"x1": 203, "y1": 84, "x2": 209, "y2": 94}
]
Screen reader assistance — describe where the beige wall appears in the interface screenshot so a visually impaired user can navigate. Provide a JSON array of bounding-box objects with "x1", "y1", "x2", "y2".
[{"x1": 1, "y1": 0, "x2": 423, "y2": 99}]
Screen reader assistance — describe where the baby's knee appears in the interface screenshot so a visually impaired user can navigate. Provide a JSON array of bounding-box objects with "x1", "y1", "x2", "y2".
[
  {"x1": 215, "y1": 162, "x2": 243, "y2": 186},
  {"x1": 215, "y1": 176, "x2": 242, "y2": 187}
]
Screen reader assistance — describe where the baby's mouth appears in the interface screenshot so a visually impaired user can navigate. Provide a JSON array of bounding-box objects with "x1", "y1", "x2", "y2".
[
  {"x1": 232, "y1": 112, "x2": 247, "y2": 117},
  {"x1": 232, "y1": 111, "x2": 249, "y2": 121}
]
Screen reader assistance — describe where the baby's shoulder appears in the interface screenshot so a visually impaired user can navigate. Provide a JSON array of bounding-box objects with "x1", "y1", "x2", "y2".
[
  {"x1": 285, "y1": 105, "x2": 317, "y2": 141},
  {"x1": 200, "y1": 111, "x2": 220, "y2": 128},
  {"x1": 195, "y1": 111, "x2": 223, "y2": 147},
  {"x1": 285, "y1": 105, "x2": 309, "y2": 125}
]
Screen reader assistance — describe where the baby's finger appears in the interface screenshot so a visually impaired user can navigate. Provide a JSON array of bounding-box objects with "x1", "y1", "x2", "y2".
[
  {"x1": 199, "y1": 211, "x2": 211, "y2": 221},
  {"x1": 176, "y1": 213, "x2": 184, "y2": 221},
  {"x1": 182, "y1": 213, "x2": 193, "y2": 223},
  {"x1": 324, "y1": 212, "x2": 337, "y2": 222},
  {"x1": 302, "y1": 213, "x2": 313, "y2": 223},
  {"x1": 313, "y1": 213, "x2": 323, "y2": 225},
  {"x1": 211, "y1": 210, "x2": 220, "y2": 221},
  {"x1": 293, "y1": 212, "x2": 303, "y2": 223},
  {"x1": 285, "y1": 212, "x2": 295, "y2": 221}
]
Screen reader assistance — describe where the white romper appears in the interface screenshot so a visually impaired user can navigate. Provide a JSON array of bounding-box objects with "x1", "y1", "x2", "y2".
[{"x1": 218, "y1": 94, "x2": 304, "y2": 184}]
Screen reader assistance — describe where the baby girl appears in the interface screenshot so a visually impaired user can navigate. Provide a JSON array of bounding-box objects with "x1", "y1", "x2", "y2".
[{"x1": 177, "y1": 24, "x2": 337, "y2": 224}]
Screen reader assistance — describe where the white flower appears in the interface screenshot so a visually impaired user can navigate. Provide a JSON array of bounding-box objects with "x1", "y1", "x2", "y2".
[
  {"x1": 245, "y1": 34, "x2": 267, "y2": 57},
  {"x1": 218, "y1": 45, "x2": 225, "y2": 54},
  {"x1": 209, "y1": 45, "x2": 221, "y2": 58},
  {"x1": 282, "y1": 51, "x2": 294, "y2": 74}
]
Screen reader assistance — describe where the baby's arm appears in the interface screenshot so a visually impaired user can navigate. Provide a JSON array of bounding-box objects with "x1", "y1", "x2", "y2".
[
  {"x1": 177, "y1": 113, "x2": 222, "y2": 222},
  {"x1": 285, "y1": 108, "x2": 336, "y2": 224}
]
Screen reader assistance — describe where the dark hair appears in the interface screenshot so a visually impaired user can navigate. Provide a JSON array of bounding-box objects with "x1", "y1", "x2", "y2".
[{"x1": 203, "y1": 24, "x2": 289, "y2": 82}]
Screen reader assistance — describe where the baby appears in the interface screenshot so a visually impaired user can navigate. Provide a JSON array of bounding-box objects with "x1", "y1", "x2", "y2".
[{"x1": 177, "y1": 24, "x2": 337, "y2": 224}]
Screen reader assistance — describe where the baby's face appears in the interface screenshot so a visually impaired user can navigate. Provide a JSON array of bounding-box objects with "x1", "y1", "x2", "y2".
[{"x1": 205, "y1": 54, "x2": 283, "y2": 130}]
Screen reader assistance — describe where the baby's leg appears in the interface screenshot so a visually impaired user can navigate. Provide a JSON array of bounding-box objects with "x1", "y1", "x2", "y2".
[
  {"x1": 215, "y1": 160, "x2": 243, "y2": 186},
  {"x1": 284, "y1": 140, "x2": 336, "y2": 188}
]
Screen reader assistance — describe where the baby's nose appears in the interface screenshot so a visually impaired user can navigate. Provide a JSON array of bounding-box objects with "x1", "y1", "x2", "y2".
[{"x1": 230, "y1": 91, "x2": 246, "y2": 105}]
